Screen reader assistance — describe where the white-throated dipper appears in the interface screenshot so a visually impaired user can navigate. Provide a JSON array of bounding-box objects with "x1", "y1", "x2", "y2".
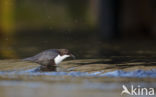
[{"x1": 23, "y1": 49, "x2": 75, "y2": 71}]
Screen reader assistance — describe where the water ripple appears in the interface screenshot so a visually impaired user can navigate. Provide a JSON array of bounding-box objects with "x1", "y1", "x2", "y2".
[{"x1": 0, "y1": 69, "x2": 156, "y2": 78}]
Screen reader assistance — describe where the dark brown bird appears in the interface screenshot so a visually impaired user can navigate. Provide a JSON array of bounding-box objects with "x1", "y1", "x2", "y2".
[{"x1": 23, "y1": 49, "x2": 75, "y2": 71}]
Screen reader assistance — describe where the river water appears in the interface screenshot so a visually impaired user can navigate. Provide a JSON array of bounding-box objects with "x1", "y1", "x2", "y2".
[{"x1": 0, "y1": 34, "x2": 156, "y2": 97}]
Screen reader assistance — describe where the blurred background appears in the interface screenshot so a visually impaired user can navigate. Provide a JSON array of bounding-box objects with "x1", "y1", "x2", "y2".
[{"x1": 0, "y1": 0, "x2": 156, "y2": 59}]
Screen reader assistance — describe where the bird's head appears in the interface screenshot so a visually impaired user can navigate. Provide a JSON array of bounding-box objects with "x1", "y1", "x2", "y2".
[
  {"x1": 58, "y1": 49, "x2": 75, "y2": 59},
  {"x1": 54, "y1": 49, "x2": 75, "y2": 65}
]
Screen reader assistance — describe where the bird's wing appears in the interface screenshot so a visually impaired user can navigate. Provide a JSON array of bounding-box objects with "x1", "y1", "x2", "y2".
[{"x1": 23, "y1": 49, "x2": 59, "y2": 65}]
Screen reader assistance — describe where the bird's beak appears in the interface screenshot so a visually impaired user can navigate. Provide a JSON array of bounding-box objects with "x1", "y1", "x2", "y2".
[{"x1": 70, "y1": 54, "x2": 76, "y2": 59}]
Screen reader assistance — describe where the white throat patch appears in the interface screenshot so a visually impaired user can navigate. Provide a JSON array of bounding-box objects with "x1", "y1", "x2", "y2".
[{"x1": 54, "y1": 54, "x2": 70, "y2": 65}]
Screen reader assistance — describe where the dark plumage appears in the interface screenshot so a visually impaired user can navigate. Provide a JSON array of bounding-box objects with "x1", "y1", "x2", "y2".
[
  {"x1": 23, "y1": 49, "x2": 75, "y2": 71},
  {"x1": 24, "y1": 49, "x2": 59, "y2": 66}
]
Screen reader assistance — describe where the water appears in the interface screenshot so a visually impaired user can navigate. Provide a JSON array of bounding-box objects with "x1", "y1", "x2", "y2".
[
  {"x1": 0, "y1": 58, "x2": 156, "y2": 97},
  {"x1": 0, "y1": 34, "x2": 156, "y2": 97},
  {"x1": 0, "y1": 0, "x2": 155, "y2": 96}
]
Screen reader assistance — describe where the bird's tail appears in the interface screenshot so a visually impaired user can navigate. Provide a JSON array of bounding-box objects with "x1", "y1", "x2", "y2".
[{"x1": 23, "y1": 57, "x2": 34, "y2": 61}]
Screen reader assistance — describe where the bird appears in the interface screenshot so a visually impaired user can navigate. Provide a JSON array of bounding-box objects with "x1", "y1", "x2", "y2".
[{"x1": 23, "y1": 49, "x2": 75, "y2": 71}]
